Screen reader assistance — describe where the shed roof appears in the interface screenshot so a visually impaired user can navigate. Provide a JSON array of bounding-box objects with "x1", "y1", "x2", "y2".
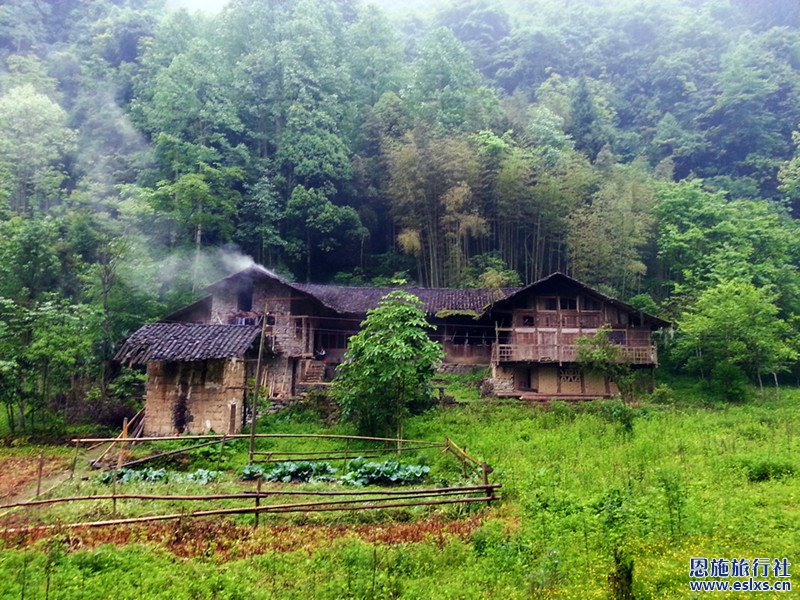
[{"x1": 114, "y1": 323, "x2": 260, "y2": 365}]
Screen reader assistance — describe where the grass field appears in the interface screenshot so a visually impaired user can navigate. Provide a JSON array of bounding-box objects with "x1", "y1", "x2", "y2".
[{"x1": 0, "y1": 377, "x2": 798, "y2": 599}]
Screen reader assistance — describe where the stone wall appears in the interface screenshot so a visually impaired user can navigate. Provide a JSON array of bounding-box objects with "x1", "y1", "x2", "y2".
[
  {"x1": 437, "y1": 363, "x2": 487, "y2": 374},
  {"x1": 144, "y1": 358, "x2": 245, "y2": 436}
]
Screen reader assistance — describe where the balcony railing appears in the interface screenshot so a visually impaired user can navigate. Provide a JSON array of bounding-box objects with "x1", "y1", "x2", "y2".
[{"x1": 492, "y1": 344, "x2": 657, "y2": 365}]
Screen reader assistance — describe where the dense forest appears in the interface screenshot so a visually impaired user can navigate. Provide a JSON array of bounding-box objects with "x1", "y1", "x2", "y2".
[{"x1": 1, "y1": 0, "x2": 799, "y2": 429}]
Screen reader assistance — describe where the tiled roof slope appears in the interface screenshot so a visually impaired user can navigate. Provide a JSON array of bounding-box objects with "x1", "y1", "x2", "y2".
[
  {"x1": 293, "y1": 284, "x2": 518, "y2": 315},
  {"x1": 115, "y1": 323, "x2": 260, "y2": 365}
]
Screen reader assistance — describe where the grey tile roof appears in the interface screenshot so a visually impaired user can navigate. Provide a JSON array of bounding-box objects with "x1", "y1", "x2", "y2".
[
  {"x1": 293, "y1": 284, "x2": 518, "y2": 315},
  {"x1": 115, "y1": 323, "x2": 260, "y2": 365}
]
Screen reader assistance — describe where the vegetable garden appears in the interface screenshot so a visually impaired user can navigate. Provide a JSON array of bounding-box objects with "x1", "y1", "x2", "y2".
[{"x1": 0, "y1": 432, "x2": 499, "y2": 533}]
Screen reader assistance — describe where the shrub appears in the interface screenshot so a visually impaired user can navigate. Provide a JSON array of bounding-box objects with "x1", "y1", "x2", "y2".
[
  {"x1": 648, "y1": 384, "x2": 674, "y2": 404},
  {"x1": 598, "y1": 400, "x2": 636, "y2": 435},
  {"x1": 740, "y1": 457, "x2": 795, "y2": 482},
  {"x1": 707, "y1": 362, "x2": 751, "y2": 402}
]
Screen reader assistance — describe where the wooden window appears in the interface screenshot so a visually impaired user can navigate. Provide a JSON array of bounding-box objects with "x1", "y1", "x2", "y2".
[
  {"x1": 560, "y1": 297, "x2": 577, "y2": 310},
  {"x1": 540, "y1": 297, "x2": 558, "y2": 311},
  {"x1": 237, "y1": 281, "x2": 253, "y2": 311},
  {"x1": 559, "y1": 367, "x2": 580, "y2": 383},
  {"x1": 583, "y1": 297, "x2": 602, "y2": 311},
  {"x1": 609, "y1": 330, "x2": 626, "y2": 345}
]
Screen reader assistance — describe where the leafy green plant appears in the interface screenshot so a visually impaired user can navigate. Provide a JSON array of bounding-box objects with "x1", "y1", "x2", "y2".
[
  {"x1": 263, "y1": 461, "x2": 338, "y2": 483},
  {"x1": 648, "y1": 384, "x2": 674, "y2": 405},
  {"x1": 240, "y1": 464, "x2": 265, "y2": 481},
  {"x1": 739, "y1": 457, "x2": 795, "y2": 482},
  {"x1": 99, "y1": 467, "x2": 220, "y2": 485},
  {"x1": 340, "y1": 458, "x2": 430, "y2": 486},
  {"x1": 597, "y1": 400, "x2": 637, "y2": 435}
]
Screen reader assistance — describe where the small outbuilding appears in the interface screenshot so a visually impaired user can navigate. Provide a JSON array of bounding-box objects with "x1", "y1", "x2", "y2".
[{"x1": 115, "y1": 323, "x2": 261, "y2": 436}]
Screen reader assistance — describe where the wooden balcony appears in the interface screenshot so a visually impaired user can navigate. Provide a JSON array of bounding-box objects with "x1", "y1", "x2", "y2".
[{"x1": 492, "y1": 343, "x2": 657, "y2": 365}]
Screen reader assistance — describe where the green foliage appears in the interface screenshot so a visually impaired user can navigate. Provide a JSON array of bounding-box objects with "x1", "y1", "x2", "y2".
[
  {"x1": 575, "y1": 325, "x2": 637, "y2": 401},
  {"x1": 340, "y1": 458, "x2": 430, "y2": 487},
  {"x1": 240, "y1": 463, "x2": 266, "y2": 481},
  {"x1": 99, "y1": 467, "x2": 220, "y2": 485},
  {"x1": 672, "y1": 279, "x2": 798, "y2": 381},
  {"x1": 739, "y1": 457, "x2": 795, "y2": 482},
  {"x1": 332, "y1": 291, "x2": 444, "y2": 437},
  {"x1": 263, "y1": 461, "x2": 338, "y2": 484}
]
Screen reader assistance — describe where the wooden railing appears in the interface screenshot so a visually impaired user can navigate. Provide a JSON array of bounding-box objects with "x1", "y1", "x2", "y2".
[
  {"x1": 529, "y1": 313, "x2": 606, "y2": 328},
  {"x1": 492, "y1": 344, "x2": 657, "y2": 365}
]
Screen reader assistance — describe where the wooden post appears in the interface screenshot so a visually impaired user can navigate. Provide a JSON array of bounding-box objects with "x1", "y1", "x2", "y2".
[
  {"x1": 217, "y1": 434, "x2": 227, "y2": 470},
  {"x1": 254, "y1": 478, "x2": 261, "y2": 528},
  {"x1": 250, "y1": 304, "x2": 269, "y2": 464},
  {"x1": 482, "y1": 463, "x2": 493, "y2": 507},
  {"x1": 70, "y1": 441, "x2": 80, "y2": 480},
  {"x1": 112, "y1": 417, "x2": 129, "y2": 516},
  {"x1": 35, "y1": 451, "x2": 45, "y2": 497}
]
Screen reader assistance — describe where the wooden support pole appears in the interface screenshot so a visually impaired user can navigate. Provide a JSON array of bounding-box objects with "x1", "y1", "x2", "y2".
[
  {"x1": 118, "y1": 439, "x2": 221, "y2": 470},
  {"x1": 0, "y1": 484, "x2": 503, "y2": 511},
  {"x1": 250, "y1": 304, "x2": 269, "y2": 464},
  {"x1": 254, "y1": 478, "x2": 261, "y2": 528},
  {"x1": 70, "y1": 441, "x2": 80, "y2": 480},
  {"x1": 1, "y1": 494, "x2": 500, "y2": 533},
  {"x1": 217, "y1": 434, "x2": 227, "y2": 471},
  {"x1": 35, "y1": 451, "x2": 45, "y2": 497},
  {"x1": 112, "y1": 417, "x2": 129, "y2": 516},
  {"x1": 73, "y1": 433, "x2": 438, "y2": 445}
]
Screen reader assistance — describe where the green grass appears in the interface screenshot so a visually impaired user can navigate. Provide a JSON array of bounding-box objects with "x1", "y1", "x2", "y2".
[{"x1": 1, "y1": 380, "x2": 798, "y2": 598}]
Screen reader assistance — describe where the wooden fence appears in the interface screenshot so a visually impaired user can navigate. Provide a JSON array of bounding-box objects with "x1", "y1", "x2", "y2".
[{"x1": 0, "y1": 433, "x2": 499, "y2": 533}]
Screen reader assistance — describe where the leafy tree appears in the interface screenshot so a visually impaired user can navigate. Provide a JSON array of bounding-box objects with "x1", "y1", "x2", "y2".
[
  {"x1": 0, "y1": 84, "x2": 76, "y2": 213},
  {"x1": 576, "y1": 325, "x2": 637, "y2": 402},
  {"x1": 672, "y1": 279, "x2": 798, "y2": 386},
  {"x1": 332, "y1": 291, "x2": 443, "y2": 437},
  {"x1": 283, "y1": 185, "x2": 366, "y2": 282},
  {"x1": 655, "y1": 179, "x2": 800, "y2": 314},
  {"x1": 567, "y1": 160, "x2": 656, "y2": 297}
]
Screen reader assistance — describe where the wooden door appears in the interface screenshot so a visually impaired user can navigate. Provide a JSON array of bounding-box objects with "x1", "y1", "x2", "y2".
[{"x1": 538, "y1": 331, "x2": 557, "y2": 361}]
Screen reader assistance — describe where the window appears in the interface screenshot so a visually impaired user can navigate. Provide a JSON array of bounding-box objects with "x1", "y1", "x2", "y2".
[
  {"x1": 522, "y1": 315, "x2": 534, "y2": 327},
  {"x1": 540, "y1": 297, "x2": 558, "y2": 311},
  {"x1": 559, "y1": 367, "x2": 581, "y2": 383},
  {"x1": 583, "y1": 297, "x2": 602, "y2": 311},
  {"x1": 609, "y1": 330, "x2": 626, "y2": 345},
  {"x1": 560, "y1": 297, "x2": 577, "y2": 311},
  {"x1": 237, "y1": 280, "x2": 253, "y2": 311}
]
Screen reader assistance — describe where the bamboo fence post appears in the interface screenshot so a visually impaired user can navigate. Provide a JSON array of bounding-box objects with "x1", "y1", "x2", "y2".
[
  {"x1": 70, "y1": 441, "x2": 80, "y2": 480},
  {"x1": 112, "y1": 417, "x2": 129, "y2": 515},
  {"x1": 482, "y1": 463, "x2": 494, "y2": 507},
  {"x1": 35, "y1": 451, "x2": 45, "y2": 497},
  {"x1": 254, "y1": 478, "x2": 261, "y2": 528},
  {"x1": 250, "y1": 306, "x2": 269, "y2": 464},
  {"x1": 217, "y1": 434, "x2": 227, "y2": 471}
]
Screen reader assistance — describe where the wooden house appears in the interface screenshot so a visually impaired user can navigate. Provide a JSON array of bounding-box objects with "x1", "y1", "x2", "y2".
[
  {"x1": 482, "y1": 273, "x2": 669, "y2": 400},
  {"x1": 115, "y1": 267, "x2": 667, "y2": 435}
]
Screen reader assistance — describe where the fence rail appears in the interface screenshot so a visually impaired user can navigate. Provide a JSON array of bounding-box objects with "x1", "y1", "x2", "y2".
[{"x1": 0, "y1": 433, "x2": 499, "y2": 533}]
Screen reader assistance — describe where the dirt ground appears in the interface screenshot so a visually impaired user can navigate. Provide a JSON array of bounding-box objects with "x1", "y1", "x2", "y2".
[
  {"x1": 0, "y1": 455, "x2": 68, "y2": 500},
  {"x1": 0, "y1": 514, "x2": 487, "y2": 558}
]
